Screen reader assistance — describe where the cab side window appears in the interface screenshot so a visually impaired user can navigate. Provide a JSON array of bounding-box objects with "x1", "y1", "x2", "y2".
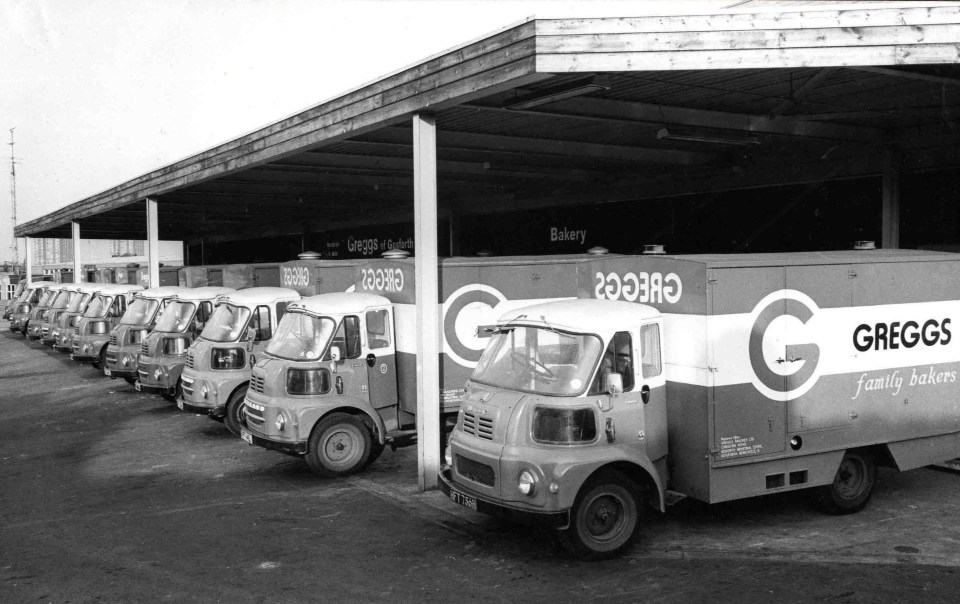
[
  {"x1": 109, "y1": 296, "x2": 127, "y2": 318},
  {"x1": 612, "y1": 332, "x2": 635, "y2": 391},
  {"x1": 251, "y1": 306, "x2": 272, "y2": 341},
  {"x1": 276, "y1": 301, "x2": 289, "y2": 322},
  {"x1": 366, "y1": 309, "x2": 391, "y2": 350},
  {"x1": 640, "y1": 324, "x2": 662, "y2": 378},
  {"x1": 325, "y1": 316, "x2": 361, "y2": 360}
]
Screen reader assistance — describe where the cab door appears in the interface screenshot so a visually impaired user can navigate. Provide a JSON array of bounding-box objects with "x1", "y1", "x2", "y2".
[
  {"x1": 638, "y1": 321, "x2": 668, "y2": 462},
  {"x1": 364, "y1": 306, "x2": 399, "y2": 412}
]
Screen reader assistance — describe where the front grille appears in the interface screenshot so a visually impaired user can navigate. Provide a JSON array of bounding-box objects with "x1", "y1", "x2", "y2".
[
  {"x1": 455, "y1": 454, "x2": 495, "y2": 487},
  {"x1": 185, "y1": 351, "x2": 195, "y2": 369},
  {"x1": 138, "y1": 368, "x2": 148, "y2": 380},
  {"x1": 42, "y1": 326, "x2": 49, "y2": 337},
  {"x1": 250, "y1": 373, "x2": 266, "y2": 394},
  {"x1": 245, "y1": 405, "x2": 264, "y2": 426},
  {"x1": 109, "y1": 334, "x2": 118, "y2": 346},
  {"x1": 462, "y1": 412, "x2": 494, "y2": 440},
  {"x1": 140, "y1": 343, "x2": 149, "y2": 356},
  {"x1": 181, "y1": 375, "x2": 194, "y2": 397}
]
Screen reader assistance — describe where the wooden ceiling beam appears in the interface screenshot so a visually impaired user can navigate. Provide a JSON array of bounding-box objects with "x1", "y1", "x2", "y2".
[{"x1": 851, "y1": 66, "x2": 960, "y2": 87}]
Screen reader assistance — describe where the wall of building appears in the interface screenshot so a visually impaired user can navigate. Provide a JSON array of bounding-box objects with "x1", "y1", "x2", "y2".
[{"x1": 30, "y1": 238, "x2": 183, "y2": 270}]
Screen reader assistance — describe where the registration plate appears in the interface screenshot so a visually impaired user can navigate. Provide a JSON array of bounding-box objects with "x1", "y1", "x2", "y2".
[
  {"x1": 449, "y1": 488, "x2": 478, "y2": 511},
  {"x1": 176, "y1": 398, "x2": 184, "y2": 410},
  {"x1": 104, "y1": 368, "x2": 111, "y2": 377},
  {"x1": 134, "y1": 380, "x2": 142, "y2": 392},
  {"x1": 69, "y1": 354, "x2": 75, "y2": 361},
  {"x1": 240, "y1": 429, "x2": 253, "y2": 445}
]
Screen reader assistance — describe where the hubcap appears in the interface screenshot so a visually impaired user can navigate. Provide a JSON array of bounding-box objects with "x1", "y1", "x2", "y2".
[
  {"x1": 324, "y1": 429, "x2": 358, "y2": 466},
  {"x1": 835, "y1": 458, "x2": 865, "y2": 498},
  {"x1": 584, "y1": 494, "x2": 625, "y2": 542}
]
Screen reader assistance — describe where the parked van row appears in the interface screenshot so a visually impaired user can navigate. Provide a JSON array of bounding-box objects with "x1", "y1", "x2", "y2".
[{"x1": 8, "y1": 250, "x2": 960, "y2": 560}]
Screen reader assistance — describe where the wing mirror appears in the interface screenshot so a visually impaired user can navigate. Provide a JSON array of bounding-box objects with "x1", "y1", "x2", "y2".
[
  {"x1": 604, "y1": 373, "x2": 623, "y2": 397},
  {"x1": 330, "y1": 346, "x2": 342, "y2": 363}
]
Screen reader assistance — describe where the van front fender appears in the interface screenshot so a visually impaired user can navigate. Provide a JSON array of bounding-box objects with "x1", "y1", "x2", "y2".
[
  {"x1": 549, "y1": 448, "x2": 666, "y2": 513},
  {"x1": 295, "y1": 395, "x2": 387, "y2": 446}
]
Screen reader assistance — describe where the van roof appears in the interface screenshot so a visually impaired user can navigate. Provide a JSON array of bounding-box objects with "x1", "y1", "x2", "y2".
[
  {"x1": 91, "y1": 283, "x2": 145, "y2": 295},
  {"x1": 138, "y1": 286, "x2": 194, "y2": 299},
  {"x1": 173, "y1": 287, "x2": 235, "y2": 302},
  {"x1": 498, "y1": 299, "x2": 659, "y2": 333},
  {"x1": 215, "y1": 287, "x2": 300, "y2": 306},
  {"x1": 291, "y1": 292, "x2": 391, "y2": 315}
]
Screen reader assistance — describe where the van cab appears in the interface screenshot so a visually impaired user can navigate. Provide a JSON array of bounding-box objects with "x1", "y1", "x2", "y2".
[
  {"x1": 136, "y1": 286, "x2": 234, "y2": 400},
  {"x1": 71, "y1": 284, "x2": 145, "y2": 368},
  {"x1": 39, "y1": 285, "x2": 84, "y2": 346},
  {"x1": 26, "y1": 284, "x2": 69, "y2": 341},
  {"x1": 52, "y1": 285, "x2": 101, "y2": 351},
  {"x1": 104, "y1": 286, "x2": 193, "y2": 383},
  {"x1": 178, "y1": 287, "x2": 300, "y2": 435},
  {"x1": 8, "y1": 282, "x2": 48, "y2": 335}
]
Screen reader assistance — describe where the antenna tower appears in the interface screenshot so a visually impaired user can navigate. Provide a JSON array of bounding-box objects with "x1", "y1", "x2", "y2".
[{"x1": 8, "y1": 127, "x2": 18, "y2": 267}]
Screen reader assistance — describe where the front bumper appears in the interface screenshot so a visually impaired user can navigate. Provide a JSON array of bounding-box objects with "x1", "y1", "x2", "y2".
[
  {"x1": 438, "y1": 468, "x2": 569, "y2": 528},
  {"x1": 105, "y1": 345, "x2": 139, "y2": 377},
  {"x1": 70, "y1": 339, "x2": 99, "y2": 362},
  {"x1": 242, "y1": 430, "x2": 307, "y2": 456}
]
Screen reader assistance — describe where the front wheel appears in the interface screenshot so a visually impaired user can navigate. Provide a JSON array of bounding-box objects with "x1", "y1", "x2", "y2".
[
  {"x1": 557, "y1": 470, "x2": 641, "y2": 560},
  {"x1": 161, "y1": 379, "x2": 183, "y2": 403},
  {"x1": 96, "y1": 346, "x2": 108, "y2": 374},
  {"x1": 224, "y1": 385, "x2": 249, "y2": 436},
  {"x1": 305, "y1": 413, "x2": 372, "y2": 477},
  {"x1": 816, "y1": 450, "x2": 876, "y2": 515}
]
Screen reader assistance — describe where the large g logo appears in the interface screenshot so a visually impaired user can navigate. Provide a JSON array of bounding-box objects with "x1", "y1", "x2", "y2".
[
  {"x1": 442, "y1": 284, "x2": 507, "y2": 368},
  {"x1": 748, "y1": 290, "x2": 821, "y2": 400}
]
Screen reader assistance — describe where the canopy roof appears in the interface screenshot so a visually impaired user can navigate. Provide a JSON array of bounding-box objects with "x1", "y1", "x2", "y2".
[{"x1": 16, "y1": 4, "x2": 960, "y2": 244}]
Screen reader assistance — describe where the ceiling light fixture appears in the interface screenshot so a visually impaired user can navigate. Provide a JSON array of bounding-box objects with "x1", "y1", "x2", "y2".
[
  {"x1": 503, "y1": 76, "x2": 611, "y2": 110},
  {"x1": 657, "y1": 127, "x2": 761, "y2": 146}
]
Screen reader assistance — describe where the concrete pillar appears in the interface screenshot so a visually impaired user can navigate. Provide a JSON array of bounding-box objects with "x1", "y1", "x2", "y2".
[
  {"x1": 882, "y1": 150, "x2": 900, "y2": 249},
  {"x1": 25, "y1": 237, "x2": 32, "y2": 282},
  {"x1": 413, "y1": 113, "x2": 440, "y2": 491},
  {"x1": 146, "y1": 198, "x2": 160, "y2": 287},
  {"x1": 71, "y1": 222, "x2": 82, "y2": 283}
]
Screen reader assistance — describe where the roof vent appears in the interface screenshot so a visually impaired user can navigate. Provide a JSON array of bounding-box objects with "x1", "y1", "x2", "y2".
[
  {"x1": 297, "y1": 251, "x2": 322, "y2": 260},
  {"x1": 642, "y1": 244, "x2": 666, "y2": 255},
  {"x1": 586, "y1": 246, "x2": 608, "y2": 255},
  {"x1": 381, "y1": 249, "x2": 411, "y2": 259},
  {"x1": 853, "y1": 241, "x2": 876, "y2": 250}
]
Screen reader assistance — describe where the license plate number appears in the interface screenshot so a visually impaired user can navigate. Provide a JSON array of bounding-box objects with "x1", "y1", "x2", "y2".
[
  {"x1": 450, "y1": 489, "x2": 478, "y2": 511},
  {"x1": 134, "y1": 380, "x2": 142, "y2": 392},
  {"x1": 240, "y1": 429, "x2": 253, "y2": 444}
]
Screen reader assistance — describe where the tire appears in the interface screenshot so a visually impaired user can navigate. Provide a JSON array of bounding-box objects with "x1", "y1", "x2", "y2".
[
  {"x1": 305, "y1": 413, "x2": 372, "y2": 477},
  {"x1": 365, "y1": 440, "x2": 385, "y2": 468},
  {"x1": 20, "y1": 322, "x2": 28, "y2": 337},
  {"x1": 96, "y1": 346, "x2": 108, "y2": 374},
  {"x1": 123, "y1": 376, "x2": 137, "y2": 385},
  {"x1": 558, "y1": 470, "x2": 641, "y2": 560},
  {"x1": 816, "y1": 450, "x2": 876, "y2": 515},
  {"x1": 224, "y1": 385, "x2": 249, "y2": 436},
  {"x1": 161, "y1": 378, "x2": 183, "y2": 403}
]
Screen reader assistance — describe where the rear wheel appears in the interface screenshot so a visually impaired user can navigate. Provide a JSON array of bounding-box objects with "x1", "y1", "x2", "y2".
[
  {"x1": 558, "y1": 470, "x2": 641, "y2": 560},
  {"x1": 305, "y1": 413, "x2": 372, "y2": 477},
  {"x1": 816, "y1": 450, "x2": 876, "y2": 515},
  {"x1": 224, "y1": 385, "x2": 249, "y2": 436}
]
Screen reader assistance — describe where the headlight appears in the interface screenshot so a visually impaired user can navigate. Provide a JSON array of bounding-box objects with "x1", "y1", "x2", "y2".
[
  {"x1": 154, "y1": 367, "x2": 163, "y2": 381},
  {"x1": 275, "y1": 412, "x2": 286, "y2": 432},
  {"x1": 200, "y1": 383, "x2": 209, "y2": 400},
  {"x1": 211, "y1": 347, "x2": 246, "y2": 370},
  {"x1": 286, "y1": 368, "x2": 330, "y2": 395},
  {"x1": 162, "y1": 337, "x2": 189, "y2": 356},
  {"x1": 444, "y1": 445, "x2": 452, "y2": 467},
  {"x1": 518, "y1": 470, "x2": 537, "y2": 497},
  {"x1": 532, "y1": 407, "x2": 597, "y2": 444},
  {"x1": 129, "y1": 329, "x2": 146, "y2": 344},
  {"x1": 90, "y1": 321, "x2": 108, "y2": 335},
  {"x1": 121, "y1": 353, "x2": 132, "y2": 367}
]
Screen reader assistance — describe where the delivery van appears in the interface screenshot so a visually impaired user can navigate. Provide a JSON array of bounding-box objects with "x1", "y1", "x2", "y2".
[
  {"x1": 239, "y1": 253, "x2": 595, "y2": 476},
  {"x1": 25, "y1": 284, "x2": 69, "y2": 341},
  {"x1": 135, "y1": 286, "x2": 234, "y2": 400},
  {"x1": 104, "y1": 286, "x2": 194, "y2": 383},
  {"x1": 70, "y1": 283, "x2": 145, "y2": 369},
  {"x1": 38, "y1": 284, "x2": 85, "y2": 346},
  {"x1": 440, "y1": 250, "x2": 960, "y2": 559},
  {"x1": 51, "y1": 284, "x2": 101, "y2": 351},
  {"x1": 178, "y1": 287, "x2": 300, "y2": 435},
  {"x1": 8, "y1": 281, "x2": 49, "y2": 334}
]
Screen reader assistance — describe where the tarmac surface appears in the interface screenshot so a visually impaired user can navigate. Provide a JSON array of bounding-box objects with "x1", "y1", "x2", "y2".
[{"x1": 3, "y1": 327, "x2": 960, "y2": 602}]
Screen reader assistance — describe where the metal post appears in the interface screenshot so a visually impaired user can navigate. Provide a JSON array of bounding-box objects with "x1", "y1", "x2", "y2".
[
  {"x1": 146, "y1": 198, "x2": 160, "y2": 287},
  {"x1": 71, "y1": 221, "x2": 82, "y2": 283},
  {"x1": 24, "y1": 237, "x2": 32, "y2": 282},
  {"x1": 882, "y1": 150, "x2": 900, "y2": 249},
  {"x1": 413, "y1": 113, "x2": 441, "y2": 491}
]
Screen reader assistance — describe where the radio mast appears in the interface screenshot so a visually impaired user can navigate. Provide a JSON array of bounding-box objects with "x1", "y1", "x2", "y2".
[{"x1": 8, "y1": 127, "x2": 17, "y2": 268}]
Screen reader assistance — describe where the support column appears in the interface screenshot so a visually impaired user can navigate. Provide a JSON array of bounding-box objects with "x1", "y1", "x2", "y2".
[
  {"x1": 146, "y1": 197, "x2": 160, "y2": 288},
  {"x1": 24, "y1": 237, "x2": 32, "y2": 283},
  {"x1": 413, "y1": 113, "x2": 440, "y2": 491},
  {"x1": 881, "y1": 150, "x2": 900, "y2": 249},
  {"x1": 71, "y1": 222, "x2": 82, "y2": 283}
]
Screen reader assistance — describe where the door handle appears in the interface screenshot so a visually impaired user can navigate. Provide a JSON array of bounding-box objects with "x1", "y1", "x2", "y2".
[{"x1": 641, "y1": 385, "x2": 650, "y2": 404}]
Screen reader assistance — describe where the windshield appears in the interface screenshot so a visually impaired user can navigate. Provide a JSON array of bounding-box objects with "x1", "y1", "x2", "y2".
[
  {"x1": 121, "y1": 298, "x2": 160, "y2": 325},
  {"x1": 83, "y1": 295, "x2": 112, "y2": 318},
  {"x1": 15, "y1": 287, "x2": 32, "y2": 303},
  {"x1": 471, "y1": 326, "x2": 603, "y2": 397},
  {"x1": 201, "y1": 304, "x2": 251, "y2": 343},
  {"x1": 50, "y1": 290, "x2": 74, "y2": 310},
  {"x1": 66, "y1": 293, "x2": 91, "y2": 313},
  {"x1": 37, "y1": 290, "x2": 56, "y2": 307},
  {"x1": 265, "y1": 312, "x2": 336, "y2": 361},
  {"x1": 154, "y1": 300, "x2": 198, "y2": 333}
]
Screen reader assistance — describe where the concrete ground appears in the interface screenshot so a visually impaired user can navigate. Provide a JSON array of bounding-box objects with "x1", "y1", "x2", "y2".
[{"x1": 2, "y1": 328, "x2": 960, "y2": 603}]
